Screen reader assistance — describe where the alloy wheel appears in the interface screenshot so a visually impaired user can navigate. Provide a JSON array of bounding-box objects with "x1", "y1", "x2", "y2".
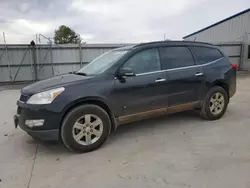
[
  {"x1": 72, "y1": 114, "x2": 103, "y2": 145},
  {"x1": 209, "y1": 92, "x2": 225, "y2": 115}
]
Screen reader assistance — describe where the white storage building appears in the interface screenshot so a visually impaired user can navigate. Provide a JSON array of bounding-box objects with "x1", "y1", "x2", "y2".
[{"x1": 183, "y1": 8, "x2": 250, "y2": 70}]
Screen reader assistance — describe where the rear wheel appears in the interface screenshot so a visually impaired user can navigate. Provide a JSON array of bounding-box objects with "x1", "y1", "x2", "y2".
[
  {"x1": 200, "y1": 86, "x2": 228, "y2": 120},
  {"x1": 61, "y1": 104, "x2": 111, "y2": 152}
]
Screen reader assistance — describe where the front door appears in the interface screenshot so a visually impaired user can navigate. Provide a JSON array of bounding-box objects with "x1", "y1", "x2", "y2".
[
  {"x1": 113, "y1": 48, "x2": 168, "y2": 119},
  {"x1": 159, "y1": 46, "x2": 205, "y2": 107}
]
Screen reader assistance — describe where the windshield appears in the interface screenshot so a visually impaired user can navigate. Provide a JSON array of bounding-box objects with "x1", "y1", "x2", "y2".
[{"x1": 77, "y1": 50, "x2": 127, "y2": 75}]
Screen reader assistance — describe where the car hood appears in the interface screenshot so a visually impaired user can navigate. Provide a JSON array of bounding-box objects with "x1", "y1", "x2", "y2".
[{"x1": 22, "y1": 73, "x2": 92, "y2": 95}]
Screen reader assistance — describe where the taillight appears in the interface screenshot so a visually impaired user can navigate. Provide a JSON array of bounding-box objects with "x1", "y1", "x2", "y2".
[{"x1": 232, "y1": 63, "x2": 238, "y2": 69}]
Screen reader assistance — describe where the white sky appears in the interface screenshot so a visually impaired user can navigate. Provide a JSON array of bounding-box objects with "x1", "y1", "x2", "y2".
[{"x1": 0, "y1": 0, "x2": 249, "y2": 44}]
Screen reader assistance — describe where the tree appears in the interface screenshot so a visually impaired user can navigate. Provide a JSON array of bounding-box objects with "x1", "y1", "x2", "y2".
[{"x1": 54, "y1": 25, "x2": 81, "y2": 44}]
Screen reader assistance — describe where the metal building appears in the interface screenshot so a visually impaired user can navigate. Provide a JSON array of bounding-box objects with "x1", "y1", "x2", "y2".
[{"x1": 183, "y1": 8, "x2": 250, "y2": 70}]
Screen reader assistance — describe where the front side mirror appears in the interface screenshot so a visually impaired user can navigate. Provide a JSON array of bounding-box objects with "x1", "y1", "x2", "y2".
[{"x1": 117, "y1": 68, "x2": 135, "y2": 77}]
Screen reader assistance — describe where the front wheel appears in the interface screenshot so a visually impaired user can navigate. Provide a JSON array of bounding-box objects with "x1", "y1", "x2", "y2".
[
  {"x1": 200, "y1": 86, "x2": 229, "y2": 120},
  {"x1": 61, "y1": 104, "x2": 111, "y2": 152}
]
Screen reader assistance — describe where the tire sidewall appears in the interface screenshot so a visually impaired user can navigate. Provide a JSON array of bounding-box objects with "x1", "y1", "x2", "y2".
[
  {"x1": 204, "y1": 86, "x2": 229, "y2": 120},
  {"x1": 61, "y1": 105, "x2": 111, "y2": 152}
]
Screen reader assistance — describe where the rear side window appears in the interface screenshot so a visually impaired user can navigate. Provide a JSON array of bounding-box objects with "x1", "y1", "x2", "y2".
[
  {"x1": 160, "y1": 47, "x2": 195, "y2": 70},
  {"x1": 191, "y1": 46, "x2": 223, "y2": 65}
]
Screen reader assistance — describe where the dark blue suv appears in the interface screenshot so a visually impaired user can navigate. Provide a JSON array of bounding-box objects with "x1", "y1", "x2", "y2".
[{"x1": 14, "y1": 41, "x2": 237, "y2": 152}]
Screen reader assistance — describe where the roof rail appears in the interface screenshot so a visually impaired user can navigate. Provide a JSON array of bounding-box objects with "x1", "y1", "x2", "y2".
[{"x1": 134, "y1": 40, "x2": 214, "y2": 47}]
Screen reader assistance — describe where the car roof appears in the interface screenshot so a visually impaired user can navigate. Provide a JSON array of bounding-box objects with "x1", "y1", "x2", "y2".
[
  {"x1": 113, "y1": 45, "x2": 136, "y2": 51},
  {"x1": 114, "y1": 41, "x2": 215, "y2": 51}
]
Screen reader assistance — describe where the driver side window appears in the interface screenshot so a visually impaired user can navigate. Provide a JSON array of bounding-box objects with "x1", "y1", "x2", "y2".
[{"x1": 122, "y1": 49, "x2": 161, "y2": 74}]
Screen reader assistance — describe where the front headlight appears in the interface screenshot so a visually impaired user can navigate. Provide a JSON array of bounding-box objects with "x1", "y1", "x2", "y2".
[{"x1": 27, "y1": 87, "x2": 65, "y2": 104}]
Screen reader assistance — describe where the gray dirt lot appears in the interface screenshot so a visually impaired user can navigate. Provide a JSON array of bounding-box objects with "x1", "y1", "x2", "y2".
[{"x1": 1, "y1": 76, "x2": 250, "y2": 188}]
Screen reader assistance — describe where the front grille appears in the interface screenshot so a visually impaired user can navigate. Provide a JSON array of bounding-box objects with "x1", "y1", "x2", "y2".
[{"x1": 19, "y1": 94, "x2": 29, "y2": 103}]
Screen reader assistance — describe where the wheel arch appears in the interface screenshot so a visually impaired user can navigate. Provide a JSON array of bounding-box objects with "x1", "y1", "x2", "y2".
[
  {"x1": 60, "y1": 97, "x2": 117, "y2": 134},
  {"x1": 212, "y1": 81, "x2": 229, "y2": 98}
]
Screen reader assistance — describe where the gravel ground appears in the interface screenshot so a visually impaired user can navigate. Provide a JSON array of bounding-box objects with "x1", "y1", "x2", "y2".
[{"x1": 0, "y1": 76, "x2": 250, "y2": 188}]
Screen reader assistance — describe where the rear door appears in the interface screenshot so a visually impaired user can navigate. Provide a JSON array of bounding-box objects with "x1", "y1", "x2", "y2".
[
  {"x1": 159, "y1": 46, "x2": 205, "y2": 107},
  {"x1": 190, "y1": 46, "x2": 225, "y2": 94}
]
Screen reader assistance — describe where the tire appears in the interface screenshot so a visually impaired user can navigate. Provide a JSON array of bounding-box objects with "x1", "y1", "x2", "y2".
[
  {"x1": 61, "y1": 104, "x2": 111, "y2": 152},
  {"x1": 200, "y1": 86, "x2": 229, "y2": 120}
]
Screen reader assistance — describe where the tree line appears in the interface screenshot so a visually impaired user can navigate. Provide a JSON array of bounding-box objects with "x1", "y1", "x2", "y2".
[{"x1": 54, "y1": 25, "x2": 81, "y2": 44}]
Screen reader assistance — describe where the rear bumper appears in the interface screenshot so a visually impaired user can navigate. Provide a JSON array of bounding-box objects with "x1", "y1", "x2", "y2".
[{"x1": 228, "y1": 69, "x2": 237, "y2": 98}]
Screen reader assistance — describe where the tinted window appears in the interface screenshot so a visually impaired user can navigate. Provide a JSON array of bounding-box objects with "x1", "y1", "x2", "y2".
[
  {"x1": 192, "y1": 46, "x2": 223, "y2": 65},
  {"x1": 122, "y1": 49, "x2": 161, "y2": 74},
  {"x1": 160, "y1": 47, "x2": 194, "y2": 69}
]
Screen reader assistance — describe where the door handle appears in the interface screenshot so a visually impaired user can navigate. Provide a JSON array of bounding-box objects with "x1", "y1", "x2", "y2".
[
  {"x1": 195, "y1": 72, "x2": 203, "y2": 76},
  {"x1": 155, "y1": 78, "x2": 166, "y2": 83}
]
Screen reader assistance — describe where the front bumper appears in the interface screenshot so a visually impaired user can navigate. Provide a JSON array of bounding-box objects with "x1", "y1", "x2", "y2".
[
  {"x1": 14, "y1": 102, "x2": 61, "y2": 141},
  {"x1": 14, "y1": 114, "x2": 59, "y2": 141}
]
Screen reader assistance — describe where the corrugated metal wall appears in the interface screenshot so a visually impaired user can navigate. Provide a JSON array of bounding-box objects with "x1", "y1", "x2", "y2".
[
  {"x1": 0, "y1": 45, "x2": 34, "y2": 83},
  {"x1": 0, "y1": 42, "x2": 247, "y2": 84},
  {"x1": 183, "y1": 11, "x2": 250, "y2": 43},
  {"x1": 0, "y1": 44, "x2": 130, "y2": 83},
  {"x1": 215, "y1": 42, "x2": 242, "y2": 67}
]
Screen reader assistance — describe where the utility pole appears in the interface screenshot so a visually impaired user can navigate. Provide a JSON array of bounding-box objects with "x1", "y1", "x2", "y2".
[
  {"x1": 79, "y1": 38, "x2": 83, "y2": 67},
  {"x1": 3, "y1": 32, "x2": 12, "y2": 82},
  {"x1": 49, "y1": 37, "x2": 54, "y2": 76},
  {"x1": 30, "y1": 40, "x2": 38, "y2": 81}
]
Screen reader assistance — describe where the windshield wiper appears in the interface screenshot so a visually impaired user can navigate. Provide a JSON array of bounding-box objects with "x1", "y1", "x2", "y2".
[
  {"x1": 71, "y1": 71, "x2": 88, "y2": 76},
  {"x1": 77, "y1": 72, "x2": 88, "y2": 76}
]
